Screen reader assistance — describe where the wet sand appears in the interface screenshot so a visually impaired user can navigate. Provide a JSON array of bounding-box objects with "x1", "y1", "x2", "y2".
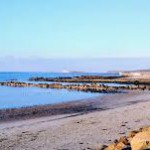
[{"x1": 1, "y1": 91, "x2": 150, "y2": 149}]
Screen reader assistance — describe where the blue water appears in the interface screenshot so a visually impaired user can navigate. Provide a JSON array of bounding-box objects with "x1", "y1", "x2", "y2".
[
  {"x1": 0, "y1": 86, "x2": 101, "y2": 109},
  {"x1": 0, "y1": 72, "x2": 122, "y2": 109},
  {"x1": 0, "y1": 72, "x2": 120, "y2": 82}
]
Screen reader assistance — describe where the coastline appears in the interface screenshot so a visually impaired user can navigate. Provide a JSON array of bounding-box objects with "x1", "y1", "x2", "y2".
[
  {"x1": 1, "y1": 91, "x2": 150, "y2": 149},
  {"x1": 0, "y1": 90, "x2": 148, "y2": 122}
]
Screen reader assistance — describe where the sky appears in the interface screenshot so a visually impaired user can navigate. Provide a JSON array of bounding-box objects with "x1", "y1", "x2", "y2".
[
  {"x1": 1, "y1": 58, "x2": 150, "y2": 72},
  {"x1": 0, "y1": 0, "x2": 150, "y2": 71}
]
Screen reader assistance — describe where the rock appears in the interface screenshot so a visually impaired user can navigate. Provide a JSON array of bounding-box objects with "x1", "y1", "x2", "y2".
[
  {"x1": 118, "y1": 136, "x2": 129, "y2": 145},
  {"x1": 101, "y1": 126, "x2": 150, "y2": 150},
  {"x1": 122, "y1": 147, "x2": 131, "y2": 150},
  {"x1": 105, "y1": 143, "x2": 116, "y2": 150},
  {"x1": 116, "y1": 142, "x2": 127, "y2": 150},
  {"x1": 141, "y1": 126, "x2": 150, "y2": 132},
  {"x1": 128, "y1": 130, "x2": 139, "y2": 138},
  {"x1": 104, "y1": 141, "x2": 131, "y2": 150},
  {"x1": 96, "y1": 144, "x2": 107, "y2": 150},
  {"x1": 131, "y1": 131, "x2": 150, "y2": 150}
]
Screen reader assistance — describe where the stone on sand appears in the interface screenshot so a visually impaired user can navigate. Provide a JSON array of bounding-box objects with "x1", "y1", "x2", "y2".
[{"x1": 131, "y1": 131, "x2": 150, "y2": 150}]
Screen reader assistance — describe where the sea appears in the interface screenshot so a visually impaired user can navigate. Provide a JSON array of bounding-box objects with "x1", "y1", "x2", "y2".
[{"x1": 0, "y1": 72, "x2": 120, "y2": 109}]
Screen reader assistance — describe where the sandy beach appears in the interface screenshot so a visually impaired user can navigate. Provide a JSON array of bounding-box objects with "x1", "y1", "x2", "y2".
[{"x1": 1, "y1": 91, "x2": 150, "y2": 150}]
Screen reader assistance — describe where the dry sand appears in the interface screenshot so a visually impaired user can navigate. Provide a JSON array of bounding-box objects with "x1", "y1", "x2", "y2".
[{"x1": 1, "y1": 91, "x2": 150, "y2": 150}]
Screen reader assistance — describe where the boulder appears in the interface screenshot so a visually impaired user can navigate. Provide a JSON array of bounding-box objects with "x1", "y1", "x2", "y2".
[{"x1": 131, "y1": 131, "x2": 150, "y2": 150}]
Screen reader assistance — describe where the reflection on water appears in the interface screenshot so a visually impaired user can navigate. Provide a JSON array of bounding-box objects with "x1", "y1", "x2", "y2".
[
  {"x1": 0, "y1": 86, "x2": 101, "y2": 109},
  {"x1": 0, "y1": 72, "x2": 125, "y2": 109}
]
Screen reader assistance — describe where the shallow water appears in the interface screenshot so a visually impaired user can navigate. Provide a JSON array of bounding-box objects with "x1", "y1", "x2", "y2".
[
  {"x1": 102, "y1": 83, "x2": 132, "y2": 87},
  {"x1": 0, "y1": 86, "x2": 101, "y2": 109},
  {"x1": 0, "y1": 72, "x2": 120, "y2": 82},
  {"x1": 0, "y1": 72, "x2": 120, "y2": 109}
]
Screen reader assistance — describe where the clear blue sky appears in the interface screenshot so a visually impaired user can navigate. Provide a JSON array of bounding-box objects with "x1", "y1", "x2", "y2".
[{"x1": 0, "y1": 0, "x2": 150, "y2": 59}]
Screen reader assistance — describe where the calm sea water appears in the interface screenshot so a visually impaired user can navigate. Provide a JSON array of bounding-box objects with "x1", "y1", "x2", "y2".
[
  {"x1": 0, "y1": 86, "x2": 101, "y2": 109},
  {"x1": 0, "y1": 72, "x2": 119, "y2": 109},
  {"x1": 0, "y1": 72, "x2": 119, "y2": 82}
]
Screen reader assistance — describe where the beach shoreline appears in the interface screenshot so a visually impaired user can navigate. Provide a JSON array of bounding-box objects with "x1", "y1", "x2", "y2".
[
  {"x1": 0, "y1": 90, "x2": 147, "y2": 122},
  {"x1": 1, "y1": 90, "x2": 150, "y2": 149}
]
